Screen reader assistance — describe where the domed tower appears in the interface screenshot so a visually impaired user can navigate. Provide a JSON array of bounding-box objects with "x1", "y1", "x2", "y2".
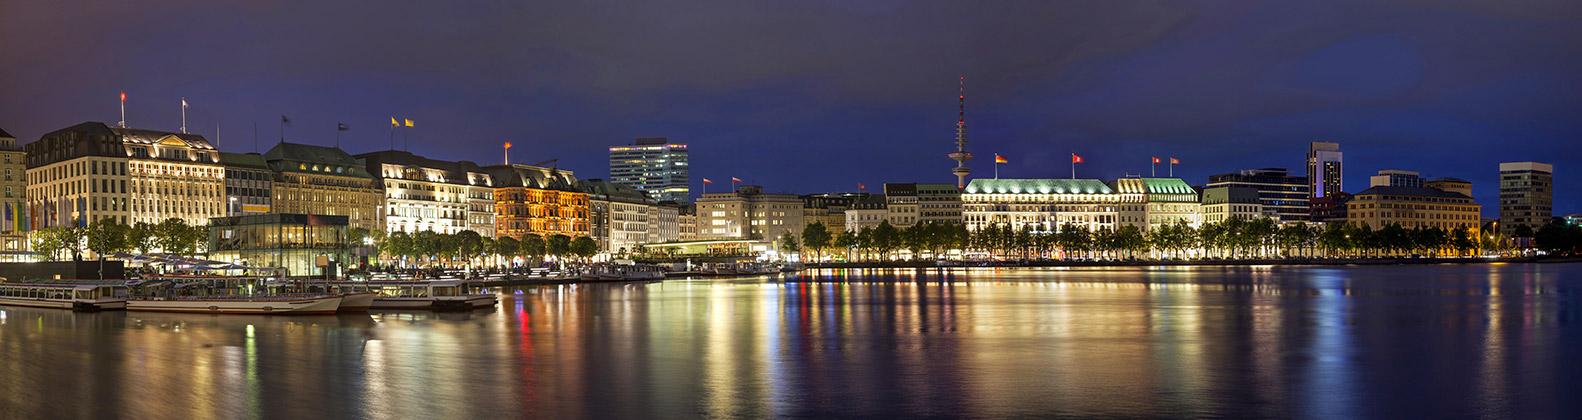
[{"x1": 948, "y1": 77, "x2": 972, "y2": 188}]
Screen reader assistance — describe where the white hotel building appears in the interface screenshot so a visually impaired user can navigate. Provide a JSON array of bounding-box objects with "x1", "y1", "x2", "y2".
[{"x1": 962, "y1": 178, "x2": 1200, "y2": 233}]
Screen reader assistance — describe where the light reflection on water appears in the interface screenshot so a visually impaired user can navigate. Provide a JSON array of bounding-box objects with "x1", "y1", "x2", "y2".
[{"x1": 0, "y1": 264, "x2": 1578, "y2": 419}]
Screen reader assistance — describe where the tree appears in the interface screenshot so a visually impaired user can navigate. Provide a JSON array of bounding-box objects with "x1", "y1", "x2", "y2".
[
  {"x1": 1534, "y1": 219, "x2": 1581, "y2": 254},
  {"x1": 86, "y1": 218, "x2": 130, "y2": 259},
  {"x1": 60, "y1": 220, "x2": 87, "y2": 261},
  {"x1": 385, "y1": 231, "x2": 414, "y2": 263},
  {"x1": 801, "y1": 221, "x2": 831, "y2": 262},
  {"x1": 833, "y1": 230, "x2": 857, "y2": 262},
  {"x1": 495, "y1": 236, "x2": 521, "y2": 264},
  {"x1": 547, "y1": 234, "x2": 572, "y2": 258},
  {"x1": 520, "y1": 234, "x2": 546, "y2": 260},
  {"x1": 411, "y1": 230, "x2": 441, "y2": 265},
  {"x1": 128, "y1": 222, "x2": 158, "y2": 254},
  {"x1": 570, "y1": 236, "x2": 598, "y2": 261},
  {"x1": 872, "y1": 220, "x2": 900, "y2": 261},
  {"x1": 29, "y1": 227, "x2": 69, "y2": 261},
  {"x1": 454, "y1": 230, "x2": 484, "y2": 264},
  {"x1": 778, "y1": 231, "x2": 800, "y2": 257},
  {"x1": 155, "y1": 218, "x2": 194, "y2": 256}
]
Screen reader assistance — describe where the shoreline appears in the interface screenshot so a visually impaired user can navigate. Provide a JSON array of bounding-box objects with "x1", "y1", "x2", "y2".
[{"x1": 804, "y1": 256, "x2": 1582, "y2": 269}]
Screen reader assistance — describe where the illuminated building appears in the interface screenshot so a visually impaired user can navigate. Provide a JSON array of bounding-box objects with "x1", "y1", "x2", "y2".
[
  {"x1": 24, "y1": 122, "x2": 224, "y2": 229},
  {"x1": 1347, "y1": 177, "x2": 1480, "y2": 234},
  {"x1": 485, "y1": 164, "x2": 587, "y2": 240},
  {"x1": 580, "y1": 178, "x2": 655, "y2": 253},
  {"x1": 801, "y1": 193, "x2": 851, "y2": 233},
  {"x1": 1497, "y1": 162, "x2": 1552, "y2": 235},
  {"x1": 265, "y1": 143, "x2": 383, "y2": 232},
  {"x1": 697, "y1": 185, "x2": 804, "y2": 243},
  {"x1": 1206, "y1": 168, "x2": 1308, "y2": 222},
  {"x1": 609, "y1": 137, "x2": 690, "y2": 204},
  {"x1": 355, "y1": 150, "x2": 492, "y2": 235},
  {"x1": 0, "y1": 128, "x2": 26, "y2": 256},
  {"x1": 652, "y1": 202, "x2": 682, "y2": 243},
  {"x1": 1307, "y1": 141, "x2": 1343, "y2": 199},
  {"x1": 844, "y1": 194, "x2": 887, "y2": 232},
  {"x1": 1201, "y1": 186, "x2": 1266, "y2": 225},
  {"x1": 218, "y1": 152, "x2": 272, "y2": 216},
  {"x1": 1110, "y1": 178, "x2": 1201, "y2": 229},
  {"x1": 962, "y1": 179, "x2": 1120, "y2": 232}
]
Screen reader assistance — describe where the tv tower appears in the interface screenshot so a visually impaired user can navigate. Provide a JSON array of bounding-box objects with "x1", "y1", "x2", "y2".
[{"x1": 948, "y1": 77, "x2": 972, "y2": 188}]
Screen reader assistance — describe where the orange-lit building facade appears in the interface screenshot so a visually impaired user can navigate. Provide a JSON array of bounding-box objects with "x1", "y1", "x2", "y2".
[{"x1": 486, "y1": 164, "x2": 588, "y2": 240}]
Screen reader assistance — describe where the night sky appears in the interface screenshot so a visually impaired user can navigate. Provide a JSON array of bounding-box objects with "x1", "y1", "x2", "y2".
[{"x1": 3, "y1": 1, "x2": 1579, "y2": 217}]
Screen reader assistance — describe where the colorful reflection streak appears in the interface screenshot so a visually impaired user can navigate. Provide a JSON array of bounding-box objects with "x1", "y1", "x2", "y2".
[{"x1": 0, "y1": 264, "x2": 1578, "y2": 418}]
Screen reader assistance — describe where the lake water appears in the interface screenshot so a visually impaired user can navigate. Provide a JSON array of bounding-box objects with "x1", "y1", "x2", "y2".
[{"x1": 1, "y1": 264, "x2": 1578, "y2": 419}]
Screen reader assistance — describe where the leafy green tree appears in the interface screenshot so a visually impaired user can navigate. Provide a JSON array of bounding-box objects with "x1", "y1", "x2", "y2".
[
  {"x1": 833, "y1": 230, "x2": 857, "y2": 261},
  {"x1": 547, "y1": 234, "x2": 572, "y2": 258},
  {"x1": 29, "y1": 227, "x2": 69, "y2": 261},
  {"x1": 411, "y1": 230, "x2": 440, "y2": 264},
  {"x1": 86, "y1": 218, "x2": 130, "y2": 259},
  {"x1": 1534, "y1": 219, "x2": 1581, "y2": 254},
  {"x1": 385, "y1": 231, "x2": 414, "y2": 262},
  {"x1": 495, "y1": 236, "x2": 521, "y2": 262},
  {"x1": 154, "y1": 218, "x2": 194, "y2": 256},
  {"x1": 520, "y1": 234, "x2": 546, "y2": 260},
  {"x1": 128, "y1": 222, "x2": 158, "y2": 254},
  {"x1": 570, "y1": 236, "x2": 598, "y2": 261},
  {"x1": 801, "y1": 221, "x2": 831, "y2": 262},
  {"x1": 778, "y1": 231, "x2": 801, "y2": 256},
  {"x1": 454, "y1": 230, "x2": 484, "y2": 264},
  {"x1": 1450, "y1": 226, "x2": 1475, "y2": 256},
  {"x1": 871, "y1": 220, "x2": 900, "y2": 261}
]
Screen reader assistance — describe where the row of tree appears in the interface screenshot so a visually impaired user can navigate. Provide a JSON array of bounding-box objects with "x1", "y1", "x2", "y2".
[
  {"x1": 780, "y1": 216, "x2": 1496, "y2": 262},
  {"x1": 29, "y1": 218, "x2": 208, "y2": 261},
  {"x1": 375, "y1": 230, "x2": 599, "y2": 267}
]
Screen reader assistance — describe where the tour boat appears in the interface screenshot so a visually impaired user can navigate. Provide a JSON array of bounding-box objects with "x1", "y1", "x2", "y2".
[
  {"x1": 295, "y1": 281, "x2": 378, "y2": 311},
  {"x1": 345, "y1": 280, "x2": 497, "y2": 310},
  {"x1": 126, "y1": 294, "x2": 345, "y2": 315},
  {"x1": 578, "y1": 264, "x2": 666, "y2": 282},
  {"x1": 0, "y1": 282, "x2": 129, "y2": 311}
]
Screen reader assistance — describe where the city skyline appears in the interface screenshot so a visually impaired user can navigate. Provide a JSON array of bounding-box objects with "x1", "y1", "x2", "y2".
[{"x1": 3, "y1": 1, "x2": 1579, "y2": 217}]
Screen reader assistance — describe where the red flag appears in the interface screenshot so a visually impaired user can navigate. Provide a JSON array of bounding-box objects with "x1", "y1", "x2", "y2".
[
  {"x1": 703, "y1": 178, "x2": 712, "y2": 184},
  {"x1": 731, "y1": 177, "x2": 741, "y2": 183},
  {"x1": 1072, "y1": 154, "x2": 1083, "y2": 164},
  {"x1": 1170, "y1": 158, "x2": 1179, "y2": 164},
  {"x1": 1152, "y1": 157, "x2": 1160, "y2": 163},
  {"x1": 503, "y1": 142, "x2": 512, "y2": 149},
  {"x1": 120, "y1": 91, "x2": 126, "y2": 102},
  {"x1": 995, "y1": 154, "x2": 1008, "y2": 164},
  {"x1": 859, "y1": 183, "x2": 866, "y2": 190}
]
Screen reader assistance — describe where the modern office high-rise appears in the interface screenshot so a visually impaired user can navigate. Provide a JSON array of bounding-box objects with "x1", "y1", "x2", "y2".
[
  {"x1": 1498, "y1": 161, "x2": 1553, "y2": 235},
  {"x1": 1307, "y1": 142, "x2": 1343, "y2": 199},
  {"x1": 1206, "y1": 168, "x2": 1309, "y2": 223},
  {"x1": 609, "y1": 137, "x2": 690, "y2": 203}
]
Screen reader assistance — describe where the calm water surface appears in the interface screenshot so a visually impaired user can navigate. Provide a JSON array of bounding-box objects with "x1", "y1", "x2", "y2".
[{"x1": 1, "y1": 264, "x2": 1579, "y2": 419}]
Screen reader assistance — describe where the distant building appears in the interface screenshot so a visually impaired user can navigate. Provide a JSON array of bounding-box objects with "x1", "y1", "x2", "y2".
[
  {"x1": 266, "y1": 143, "x2": 383, "y2": 232},
  {"x1": 1565, "y1": 213, "x2": 1582, "y2": 226},
  {"x1": 677, "y1": 204, "x2": 697, "y2": 240},
  {"x1": 697, "y1": 185, "x2": 804, "y2": 243},
  {"x1": 652, "y1": 202, "x2": 682, "y2": 243},
  {"x1": 1348, "y1": 178, "x2": 1480, "y2": 234},
  {"x1": 1498, "y1": 162, "x2": 1553, "y2": 235},
  {"x1": 485, "y1": 164, "x2": 586, "y2": 241},
  {"x1": 1206, "y1": 168, "x2": 1309, "y2": 223},
  {"x1": 801, "y1": 193, "x2": 854, "y2": 234},
  {"x1": 0, "y1": 128, "x2": 26, "y2": 255},
  {"x1": 1201, "y1": 186, "x2": 1265, "y2": 225},
  {"x1": 1369, "y1": 169, "x2": 1425, "y2": 188},
  {"x1": 1307, "y1": 142, "x2": 1343, "y2": 199},
  {"x1": 209, "y1": 214, "x2": 350, "y2": 278},
  {"x1": 1110, "y1": 178, "x2": 1201, "y2": 230},
  {"x1": 1308, "y1": 192, "x2": 1353, "y2": 225},
  {"x1": 962, "y1": 179, "x2": 1119, "y2": 232},
  {"x1": 25, "y1": 122, "x2": 224, "y2": 229},
  {"x1": 355, "y1": 150, "x2": 494, "y2": 236},
  {"x1": 580, "y1": 178, "x2": 655, "y2": 254},
  {"x1": 218, "y1": 152, "x2": 273, "y2": 217},
  {"x1": 609, "y1": 137, "x2": 690, "y2": 204},
  {"x1": 845, "y1": 194, "x2": 888, "y2": 232}
]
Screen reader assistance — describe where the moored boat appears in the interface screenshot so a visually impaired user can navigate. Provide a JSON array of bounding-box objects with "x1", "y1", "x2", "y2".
[
  {"x1": 0, "y1": 282, "x2": 129, "y2": 311},
  {"x1": 126, "y1": 294, "x2": 344, "y2": 314}
]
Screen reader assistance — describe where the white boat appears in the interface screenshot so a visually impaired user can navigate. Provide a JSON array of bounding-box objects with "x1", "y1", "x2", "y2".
[
  {"x1": 365, "y1": 280, "x2": 496, "y2": 310},
  {"x1": 0, "y1": 282, "x2": 129, "y2": 311},
  {"x1": 126, "y1": 294, "x2": 344, "y2": 315},
  {"x1": 295, "y1": 282, "x2": 378, "y2": 312}
]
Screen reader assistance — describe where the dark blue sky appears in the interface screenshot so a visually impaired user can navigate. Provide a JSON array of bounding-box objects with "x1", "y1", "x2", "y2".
[{"x1": 3, "y1": 1, "x2": 1579, "y2": 217}]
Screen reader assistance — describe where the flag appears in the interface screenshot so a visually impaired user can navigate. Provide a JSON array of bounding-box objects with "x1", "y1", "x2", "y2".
[
  {"x1": 703, "y1": 178, "x2": 712, "y2": 184},
  {"x1": 281, "y1": 115, "x2": 291, "y2": 124},
  {"x1": 1152, "y1": 157, "x2": 1160, "y2": 163},
  {"x1": 391, "y1": 117, "x2": 398, "y2": 126},
  {"x1": 995, "y1": 154, "x2": 1008, "y2": 164},
  {"x1": 731, "y1": 177, "x2": 741, "y2": 183},
  {"x1": 404, "y1": 119, "x2": 413, "y2": 127},
  {"x1": 1170, "y1": 158, "x2": 1179, "y2": 164},
  {"x1": 859, "y1": 183, "x2": 866, "y2": 190},
  {"x1": 120, "y1": 92, "x2": 126, "y2": 102},
  {"x1": 338, "y1": 123, "x2": 349, "y2": 131},
  {"x1": 181, "y1": 98, "x2": 188, "y2": 108},
  {"x1": 503, "y1": 142, "x2": 512, "y2": 149},
  {"x1": 1072, "y1": 154, "x2": 1083, "y2": 164}
]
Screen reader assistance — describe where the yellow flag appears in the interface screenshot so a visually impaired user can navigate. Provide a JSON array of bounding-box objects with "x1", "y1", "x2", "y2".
[
  {"x1": 390, "y1": 117, "x2": 397, "y2": 126},
  {"x1": 404, "y1": 119, "x2": 413, "y2": 127}
]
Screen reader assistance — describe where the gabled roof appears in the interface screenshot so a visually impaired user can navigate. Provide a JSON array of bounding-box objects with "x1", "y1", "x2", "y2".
[
  {"x1": 579, "y1": 178, "x2": 655, "y2": 203},
  {"x1": 483, "y1": 165, "x2": 579, "y2": 191},
  {"x1": 965, "y1": 179, "x2": 1113, "y2": 195},
  {"x1": 265, "y1": 142, "x2": 358, "y2": 165},
  {"x1": 218, "y1": 152, "x2": 270, "y2": 170},
  {"x1": 0, "y1": 127, "x2": 12, "y2": 139}
]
